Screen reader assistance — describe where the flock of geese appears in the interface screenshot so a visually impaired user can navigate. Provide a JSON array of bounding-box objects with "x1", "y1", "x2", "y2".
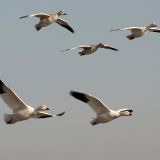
[{"x1": 1, "y1": 10, "x2": 160, "y2": 125}]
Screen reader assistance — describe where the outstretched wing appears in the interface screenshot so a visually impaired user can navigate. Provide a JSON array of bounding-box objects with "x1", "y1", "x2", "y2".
[
  {"x1": 19, "y1": 13, "x2": 50, "y2": 20},
  {"x1": 35, "y1": 111, "x2": 65, "y2": 118},
  {"x1": 56, "y1": 18, "x2": 75, "y2": 33},
  {"x1": 61, "y1": 45, "x2": 91, "y2": 52},
  {"x1": 0, "y1": 80, "x2": 29, "y2": 112},
  {"x1": 149, "y1": 28, "x2": 160, "y2": 33},
  {"x1": 102, "y1": 45, "x2": 119, "y2": 51},
  {"x1": 111, "y1": 27, "x2": 142, "y2": 32},
  {"x1": 70, "y1": 91, "x2": 110, "y2": 115}
]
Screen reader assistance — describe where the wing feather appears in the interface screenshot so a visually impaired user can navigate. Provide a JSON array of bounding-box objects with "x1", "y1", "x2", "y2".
[
  {"x1": 111, "y1": 27, "x2": 142, "y2": 32},
  {"x1": 0, "y1": 80, "x2": 29, "y2": 111},
  {"x1": 149, "y1": 28, "x2": 160, "y2": 33},
  {"x1": 70, "y1": 91, "x2": 110, "y2": 115},
  {"x1": 56, "y1": 18, "x2": 75, "y2": 33},
  {"x1": 19, "y1": 13, "x2": 50, "y2": 20},
  {"x1": 62, "y1": 45, "x2": 91, "y2": 52},
  {"x1": 102, "y1": 45, "x2": 119, "y2": 51},
  {"x1": 35, "y1": 111, "x2": 65, "y2": 118}
]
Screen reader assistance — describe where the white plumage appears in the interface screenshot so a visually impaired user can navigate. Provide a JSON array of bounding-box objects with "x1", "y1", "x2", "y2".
[
  {"x1": 70, "y1": 91, "x2": 133, "y2": 125},
  {"x1": 0, "y1": 80, "x2": 65, "y2": 124},
  {"x1": 62, "y1": 43, "x2": 118, "y2": 56},
  {"x1": 111, "y1": 23, "x2": 160, "y2": 40},
  {"x1": 19, "y1": 11, "x2": 75, "y2": 33}
]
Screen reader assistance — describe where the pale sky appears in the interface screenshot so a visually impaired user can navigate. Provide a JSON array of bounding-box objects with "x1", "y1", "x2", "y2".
[{"x1": 0, "y1": 0, "x2": 160, "y2": 160}]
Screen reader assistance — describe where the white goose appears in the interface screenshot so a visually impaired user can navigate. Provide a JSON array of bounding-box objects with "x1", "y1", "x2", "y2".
[
  {"x1": 62, "y1": 43, "x2": 118, "y2": 56},
  {"x1": 0, "y1": 80, "x2": 65, "y2": 124},
  {"x1": 111, "y1": 23, "x2": 160, "y2": 40},
  {"x1": 70, "y1": 91, "x2": 133, "y2": 125},
  {"x1": 19, "y1": 11, "x2": 75, "y2": 33}
]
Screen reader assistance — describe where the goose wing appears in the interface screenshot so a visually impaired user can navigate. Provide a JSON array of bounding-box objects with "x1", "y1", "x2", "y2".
[
  {"x1": 62, "y1": 45, "x2": 91, "y2": 52},
  {"x1": 149, "y1": 28, "x2": 160, "y2": 33},
  {"x1": 19, "y1": 13, "x2": 50, "y2": 20},
  {"x1": 35, "y1": 111, "x2": 65, "y2": 118},
  {"x1": 111, "y1": 27, "x2": 142, "y2": 32},
  {"x1": 0, "y1": 80, "x2": 29, "y2": 111},
  {"x1": 70, "y1": 91, "x2": 110, "y2": 115},
  {"x1": 102, "y1": 45, "x2": 119, "y2": 51},
  {"x1": 56, "y1": 18, "x2": 75, "y2": 33}
]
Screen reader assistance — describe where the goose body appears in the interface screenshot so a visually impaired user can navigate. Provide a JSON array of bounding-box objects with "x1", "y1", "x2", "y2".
[
  {"x1": 62, "y1": 43, "x2": 118, "y2": 56},
  {"x1": 20, "y1": 11, "x2": 75, "y2": 33},
  {"x1": 0, "y1": 80, "x2": 65, "y2": 124},
  {"x1": 70, "y1": 91, "x2": 133, "y2": 125},
  {"x1": 111, "y1": 23, "x2": 160, "y2": 40}
]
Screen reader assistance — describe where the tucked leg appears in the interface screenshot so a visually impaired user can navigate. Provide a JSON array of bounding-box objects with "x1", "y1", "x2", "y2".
[{"x1": 127, "y1": 35, "x2": 135, "y2": 40}]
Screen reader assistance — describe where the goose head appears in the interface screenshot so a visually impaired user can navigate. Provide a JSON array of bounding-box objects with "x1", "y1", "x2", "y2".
[
  {"x1": 57, "y1": 11, "x2": 67, "y2": 16},
  {"x1": 147, "y1": 23, "x2": 157, "y2": 29},
  {"x1": 35, "y1": 105, "x2": 50, "y2": 111},
  {"x1": 97, "y1": 43, "x2": 104, "y2": 48},
  {"x1": 118, "y1": 109, "x2": 133, "y2": 116}
]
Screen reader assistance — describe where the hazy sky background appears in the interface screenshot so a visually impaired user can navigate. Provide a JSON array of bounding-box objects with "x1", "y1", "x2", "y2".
[{"x1": 0, "y1": 0, "x2": 160, "y2": 159}]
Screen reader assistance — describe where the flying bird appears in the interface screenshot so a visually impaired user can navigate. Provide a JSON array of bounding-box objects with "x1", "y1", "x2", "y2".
[
  {"x1": 19, "y1": 11, "x2": 75, "y2": 33},
  {"x1": 0, "y1": 80, "x2": 65, "y2": 124},
  {"x1": 70, "y1": 91, "x2": 133, "y2": 125},
  {"x1": 111, "y1": 23, "x2": 160, "y2": 40},
  {"x1": 62, "y1": 43, "x2": 118, "y2": 56}
]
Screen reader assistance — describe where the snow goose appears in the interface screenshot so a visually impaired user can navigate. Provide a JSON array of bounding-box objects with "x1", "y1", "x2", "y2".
[
  {"x1": 19, "y1": 11, "x2": 75, "y2": 33},
  {"x1": 111, "y1": 23, "x2": 160, "y2": 40},
  {"x1": 70, "y1": 91, "x2": 133, "y2": 125},
  {"x1": 0, "y1": 80, "x2": 65, "y2": 124},
  {"x1": 62, "y1": 43, "x2": 118, "y2": 56}
]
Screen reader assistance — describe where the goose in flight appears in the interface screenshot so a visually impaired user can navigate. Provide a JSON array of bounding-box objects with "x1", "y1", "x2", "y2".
[
  {"x1": 70, "y1": 91, "x2": 133, "y2": 125},
  {"x1": 62, "y1": 43, "x2": 118, "y2": 56},
  {"x1": 19, "y1": 11, "x2": 75, "y2": 33},
  {"x1": 0, "y1": 80, "x2": 65, "y2": 124},
  {"x1": 111, "y1": 23, "x2": 160, "y2": 40}
]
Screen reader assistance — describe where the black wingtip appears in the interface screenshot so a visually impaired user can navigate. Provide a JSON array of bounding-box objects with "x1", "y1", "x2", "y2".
[
  {"x1": 19, "y1": 15, "x2": 28, "y2": 19},
  {"x1": 112, "y1": 48, "x2": 119, "y2": 51},
  {"x1": 56, "y1": 111, "x2": 65, "y2": 116},
  {"x1": 152, "y1": 30, "x2": 160, "y2": 33},
  {"x1": 70, "y1": 91, "x2": 89, "y2": 103},
  {"x1": 38, "y1": 115, "x2": 53, "y2": 118},
  {"x1": 67, "y1": 27, "x2": 75, "y2": 33},
  {"x1": 71, "y1": 30, "x2": 75, "y2": 33},
  {"x1": 129, "y1": 109, "x2": 133, "y2": 113},
  {"x1": 0, "y1": 80, "x2": 6, "y2": 94},
  {"x1": 63, "y1": 25, "x2": 75, "y2": 33}
]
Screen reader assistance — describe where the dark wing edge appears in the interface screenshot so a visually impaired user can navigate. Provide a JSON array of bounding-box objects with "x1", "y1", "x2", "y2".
[
  {"x1": 70, "y1": 91, "x2": 89, "y2": 103},
  {"x1": 56, "y1": 18, "x2": 75, "y2": 33}
]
